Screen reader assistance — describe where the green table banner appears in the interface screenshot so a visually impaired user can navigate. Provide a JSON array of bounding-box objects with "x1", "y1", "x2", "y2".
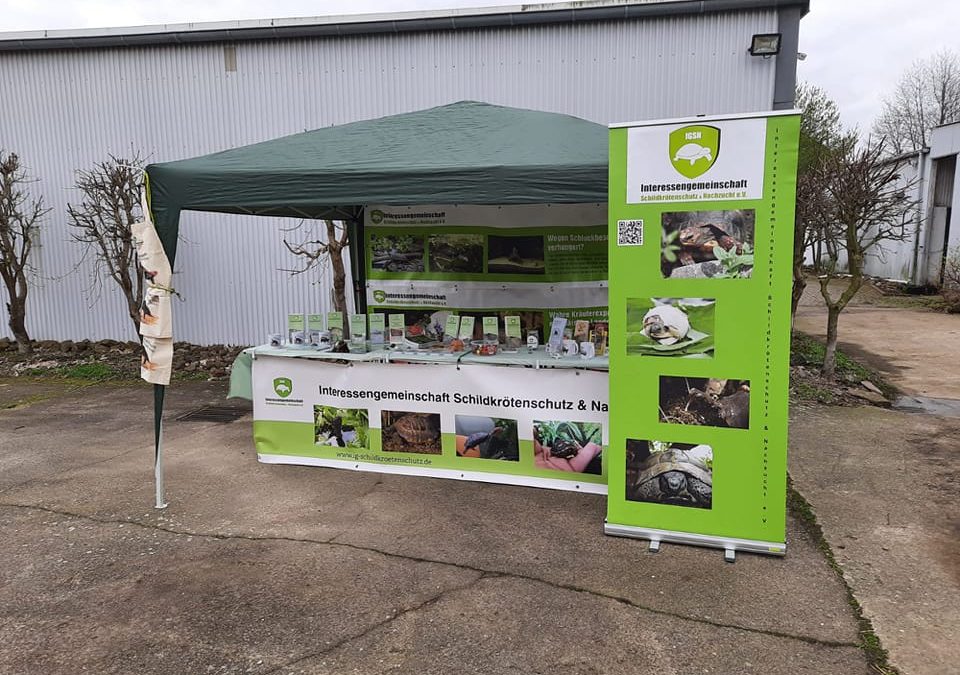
[{"x1": 605, "y1": 111, "x2": 800, "y2": 556}]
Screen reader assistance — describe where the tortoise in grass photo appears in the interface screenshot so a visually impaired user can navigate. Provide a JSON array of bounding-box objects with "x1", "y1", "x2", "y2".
[
  {"x1": 627, "y1": 442, "x2": 712, "y2": 509},
  {"x1": 391, "y1": 413, "x2": 441, "y2": 445}
]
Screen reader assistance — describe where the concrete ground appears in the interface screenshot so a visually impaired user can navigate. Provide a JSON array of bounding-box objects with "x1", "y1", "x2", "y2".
[
  {"x1": 794, "y1": 280, "x2": 960, "y2": 399},
  {"x1": 791, "y1": 280, "x2": 960, "y2": 675},
  {"x1": 0, "y1": 379, "x2": 871, "y2": 675}
]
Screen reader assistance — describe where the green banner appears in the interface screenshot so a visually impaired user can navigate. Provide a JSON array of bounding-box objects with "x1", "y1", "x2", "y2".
[{"x1": 605, "y1": 112, "x2": 800, "y2": 554}]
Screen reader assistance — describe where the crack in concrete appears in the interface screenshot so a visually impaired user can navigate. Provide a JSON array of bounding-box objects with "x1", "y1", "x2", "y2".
[
  {"x1": 0, "y1": 501, "x2": 860, "y2": 650},
  {"x1": 258, "y1": 572, "x2": 493, "y2": 675}
]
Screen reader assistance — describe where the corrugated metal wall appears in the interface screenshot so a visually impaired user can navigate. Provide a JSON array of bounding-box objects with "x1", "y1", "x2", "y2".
[{"x1": 0, "y1": 9, "x2": 778, "y2": 345}]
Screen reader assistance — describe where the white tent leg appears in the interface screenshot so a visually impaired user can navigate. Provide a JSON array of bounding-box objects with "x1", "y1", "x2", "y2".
[{"x1": 154, "y1": 421, "x2": 168, "y2": 509}]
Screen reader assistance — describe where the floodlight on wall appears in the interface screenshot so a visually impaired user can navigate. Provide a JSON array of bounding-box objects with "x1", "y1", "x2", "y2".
[{"x1": 749, "y1": 33, "x2": 782, "y2": 57}]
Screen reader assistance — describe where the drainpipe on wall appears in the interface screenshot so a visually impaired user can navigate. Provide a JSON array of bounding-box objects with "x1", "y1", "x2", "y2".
[{"x1": 910, "y1": 149, "x2": 929, "y2": 286}]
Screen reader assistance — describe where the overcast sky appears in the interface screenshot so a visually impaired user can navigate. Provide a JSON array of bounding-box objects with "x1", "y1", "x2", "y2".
[{"x1": 1, "y1": 0, "x2": 955, "y2": 132}]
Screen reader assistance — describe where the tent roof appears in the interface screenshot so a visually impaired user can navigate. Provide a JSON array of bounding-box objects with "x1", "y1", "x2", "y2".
[{"x1": 146, "y1": 101, "x2": 608, "y2": 262}]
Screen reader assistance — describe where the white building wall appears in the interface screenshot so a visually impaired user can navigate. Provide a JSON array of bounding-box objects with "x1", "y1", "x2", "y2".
[{"x1": 0, "y1": 9, "x2": 779, "y2": 345}]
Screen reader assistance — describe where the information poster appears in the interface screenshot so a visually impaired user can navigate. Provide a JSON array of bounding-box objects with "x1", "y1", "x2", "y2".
[
  {"x1": 606, "y1": 111, "x2": 800, "y2": 555},
  {"x1": 252, "y1": 356, "x2": 608, "y2": 492},
  {"x1": 364, "y1": 204, "x2": 608, "y2": 343}
]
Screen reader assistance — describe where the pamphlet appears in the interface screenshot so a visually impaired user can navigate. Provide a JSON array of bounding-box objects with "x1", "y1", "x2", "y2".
[
  {"x1": 547, "y1": 316, "x2": 567, "y2": 354},
  {"x1": 482, "y1": 316, "x2": 499, "y2": 341},
  {"x1": 444, "y1": 314, "x2": 460, "y2": 342},
  {"x1": 307, "y1": 314, "x2": 324, "y2": 346},
  {"x1": 458, "y1": 315, "x2": 476, "y2": 340},
  {"x1": 287, "y1": 313, "x2": 305, "y2": 345},
  {"x1": 388, "y1": 314, "x2": 406, "y2": 345},
  {"x1": 327, "y1": 312, "x2": 344, "y2": 342},
  {"x1": 504, "y1": 316, "x2": 522, "y2": 340},
  {"x1": 349, "y1": 313, "x2": 367, "y2": 342},
  {"x1": 369, "y1": 313, "x2": 385, "y2": 346},
  {"x1": 573, "y1": 319, "x2": 590, "y2": 344}
]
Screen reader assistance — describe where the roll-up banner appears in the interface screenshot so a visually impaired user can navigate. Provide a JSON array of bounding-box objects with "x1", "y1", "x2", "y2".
[
  {"x1": 252, "y1": 356, "x2": 608, "y2": 493},
  {"x1": 605, "y1": 111, "x2": 800, "y2": 555}
]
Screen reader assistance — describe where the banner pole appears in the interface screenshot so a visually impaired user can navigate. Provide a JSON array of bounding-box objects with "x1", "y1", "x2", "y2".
[{"x1": 154, "y1": 383, "x2": 168, "y2": 509}]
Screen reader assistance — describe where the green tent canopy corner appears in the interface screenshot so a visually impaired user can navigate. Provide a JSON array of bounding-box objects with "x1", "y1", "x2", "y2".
[{"x1": 146, "y1": 100, "x2": 609, "y2": 266}]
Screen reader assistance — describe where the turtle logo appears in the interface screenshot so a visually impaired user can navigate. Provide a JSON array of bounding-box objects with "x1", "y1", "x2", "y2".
[
  {"x1": 370, "y1": 209, "x2": 385, "y2": 225},
  {"x1": 669, "y1": 125, "x2": 720, "y2": 179},
  {"x1": 272, "y1": 377, "x2": 293, "y2": 398},
  {"x1": 373, "y1": 290, "x2": 387, "y2": 304}
]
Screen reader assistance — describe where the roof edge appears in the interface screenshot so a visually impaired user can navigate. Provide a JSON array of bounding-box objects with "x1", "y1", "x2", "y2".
[{"x1": 0, "y1": 0, "x2": 810, "y2": 52}]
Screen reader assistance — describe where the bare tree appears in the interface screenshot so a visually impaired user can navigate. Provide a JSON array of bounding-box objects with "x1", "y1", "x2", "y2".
[
  {"x1": 807, "y1": 142, "x2": 917, "y2": 378},
  {"x1": 67, "y1": 155, "x2": 145, "y2": 338},
  {"x1": 793, "y1": 83, "x2": 857, "y2": 319},
  {"x1": 0, "y1": 152, "x2": 48, "y2": 354},
  {"x1": 873, "y1": 49, "x2": 960, "y2": 154},
  {"x1": 282, "y1": 219, "x2": 350, "y2": 313}
]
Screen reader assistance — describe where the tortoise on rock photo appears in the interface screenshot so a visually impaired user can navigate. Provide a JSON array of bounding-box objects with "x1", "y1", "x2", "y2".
[{"x1": 626, "y1": 440, "x2": 713, "y2": 509}]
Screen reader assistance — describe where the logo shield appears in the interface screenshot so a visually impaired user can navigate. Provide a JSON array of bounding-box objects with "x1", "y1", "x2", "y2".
[
  {"x1": 669, "y1": 125, "x2": 720, "y2": 179},
  {"x1": 373, "y1": 290, "x2": 387, "y2": 304},
  {"x1": 273, "y1": 377, "x2": 293, "y2": 398},
  {"x1": 370, "y1": 209, "x2": 385, "y2": 224}
]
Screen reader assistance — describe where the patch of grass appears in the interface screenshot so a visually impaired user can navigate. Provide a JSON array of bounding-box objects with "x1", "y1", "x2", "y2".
[
  {"x1": 173, "y1": 370, "x2": 211, "y2": 382},
  {"x1": 871, "y1": 294, "x2": 945, "y2": 311},
  {"x1": 791, "y1": 380, "x2": 836, "y2": 404},
  {"x1": 791, "y1": 332, "x2": 897, "y2": 399},
  {"x1": 55, "y1": 362, "x2": 125, "y2": 381},
  {"x1": 787, "y1": 478, "x2": 900, "y2": 674}
]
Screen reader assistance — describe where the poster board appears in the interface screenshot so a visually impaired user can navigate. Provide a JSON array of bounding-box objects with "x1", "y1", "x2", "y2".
[
  {"x1": 252, "y1": 355, "x2": 608, "y2": 493},
  {"x1": 363, "y1": 204, "x2": 608, "y2": 344},
  {"x1": 605, "y1": 111, "x2": 800, "y2": 555}
]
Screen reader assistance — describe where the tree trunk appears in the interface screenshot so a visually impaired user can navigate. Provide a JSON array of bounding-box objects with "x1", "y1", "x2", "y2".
[
  {"x1": 3, "y1": 271, "x2": 31, "y2": 354},
  {"x1": 791, "y1": 270, "x2": 806, "y2": 322},
  {"x1": 325, "y1": 220, "x2": 349, "y2": 314},
  {"x1": 821, "y1": 304, "x2": 841, "y2": 379},
  {"x1": 791, "y1": 219, "x2": 807, "y2": 321}
]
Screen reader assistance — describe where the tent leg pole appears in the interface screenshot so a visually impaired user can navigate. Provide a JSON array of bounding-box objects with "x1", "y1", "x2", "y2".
[{"x1": 154, "y1": 421, "x2": 168, "y2": 509}]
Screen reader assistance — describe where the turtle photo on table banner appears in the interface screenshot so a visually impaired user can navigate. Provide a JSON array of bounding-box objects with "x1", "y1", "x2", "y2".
[
  {"x1": 660, "y1": 209, "x2": 755, "y2": 279},
  {"x1": 532, "y1": 420, "x2": 603, "y2": 475},
  {"x1": 455, "y1": 415, "x2": 520, "y2": 461},
  {"x1": 314, "y1": 406, "x2": 370, "y2": 448},
  {"x1": 380, "y1": 411, "x2": 442, "y2": 455},
  {"x1": 625, "y1": 298, "x2": 715, "y2": 358},
  {"x1": 625, "y1": 439, "x2": 713, "y2": 510},
  {"x1": 658, "y1": 377, "x2": 751, "y2": 429}
]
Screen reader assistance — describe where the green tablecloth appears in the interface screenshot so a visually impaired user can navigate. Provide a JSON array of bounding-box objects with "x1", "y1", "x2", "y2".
[{"x1": 228, "y1": 344, "x2": 608, "y2": 400}]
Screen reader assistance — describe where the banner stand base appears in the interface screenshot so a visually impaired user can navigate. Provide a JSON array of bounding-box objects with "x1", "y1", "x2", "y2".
[{"x1": 604, "y1": 522, "x2": 785, "y2": 557}]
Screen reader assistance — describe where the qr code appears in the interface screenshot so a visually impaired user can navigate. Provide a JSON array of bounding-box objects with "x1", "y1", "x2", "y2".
[{"x1": 617, "y1": 219, "x2": 644, "y2": 246}]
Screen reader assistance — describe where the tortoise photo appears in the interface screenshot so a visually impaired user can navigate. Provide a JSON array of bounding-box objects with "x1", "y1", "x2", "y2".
[
  {"x1": 626, "y1": 440, "x2": 713, "y2": 509},
  {"x1": 381, "y1": 411, "x2": 442, "y2": 454},
  {"x1": 393, "y1": 413, "x2": 440, "y2": 444}
]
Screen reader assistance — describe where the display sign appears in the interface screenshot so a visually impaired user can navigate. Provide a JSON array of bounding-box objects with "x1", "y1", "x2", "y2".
[
  {"x1": 606, "y1": 111, "x2": 800, "y2": 555},
  {"x1": 364, "y1": 204, "x2": 608, "y2": 343},
  {"x1": 252, "y1": 356, "x2": 608, "y2": 492}
]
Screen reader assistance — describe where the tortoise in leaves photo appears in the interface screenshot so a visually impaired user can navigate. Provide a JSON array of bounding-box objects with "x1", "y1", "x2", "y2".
[
  {"x1": 391, "y1": 413, "x2": 440, "y2": 445},
  {"x1": 627, "y1": 442, "x2": 712, "y2": 509},
  {"x1": 677, "y1": 222, "x2": 744, "y2": 266}
]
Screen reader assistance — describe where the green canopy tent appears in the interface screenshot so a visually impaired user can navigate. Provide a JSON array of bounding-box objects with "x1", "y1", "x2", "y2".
[{"x1": 145, "y1": 100, "x2": 609, "y2": 507}]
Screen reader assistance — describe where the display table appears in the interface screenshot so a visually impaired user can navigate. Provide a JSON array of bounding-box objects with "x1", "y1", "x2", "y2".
[{"x1": 230, "y1": 345, "x2": 609, "y2": 493}]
